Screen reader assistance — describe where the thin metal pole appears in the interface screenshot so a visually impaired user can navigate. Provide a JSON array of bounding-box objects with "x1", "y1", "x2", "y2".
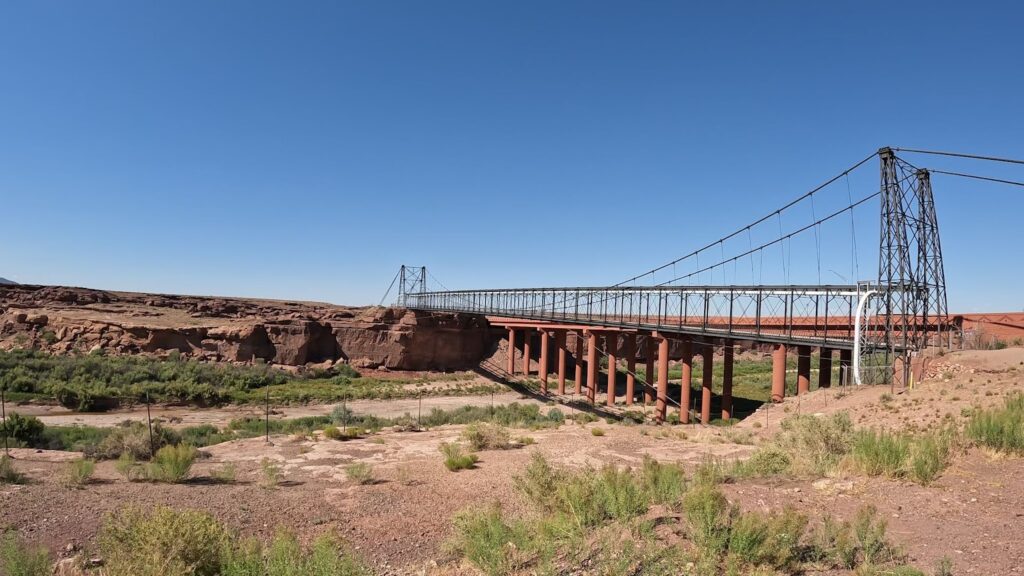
[
  {"x1": 146, "y1": 392, "x2": 154, "y2": 458},
  {"x1": 418, "y1": 394, "x2": 422, "y2": 428},
  {"x1": 265, "y1": 384, "x2": 271, "y2": 442},
  {"x1": 2, "y1": 386, "x2": 9, "y2": 457}
]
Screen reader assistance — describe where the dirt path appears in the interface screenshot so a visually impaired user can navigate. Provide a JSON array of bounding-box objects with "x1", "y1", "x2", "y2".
[{"x1": 12, "y1": 392, "x2": 546, "y2": 429}]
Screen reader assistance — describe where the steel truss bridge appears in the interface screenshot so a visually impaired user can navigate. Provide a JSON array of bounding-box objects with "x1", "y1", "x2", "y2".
[{"x1": 391, "y1": 147, "x2": 1023, "y2": 423}]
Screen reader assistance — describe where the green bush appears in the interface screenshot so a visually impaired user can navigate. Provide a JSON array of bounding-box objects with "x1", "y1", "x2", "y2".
[
  {"x1": 440, "y1": 442, "x2": 478, "y2": 471},
  {"x1": 683, "y1": 484, "x2": 731, "y2": 555},
  {"x1": 116, "y1": 452, "x2": 144, "y2": 481},
  {"x1": 146, "y1": 444, "x2": 196, "y2": 483},
  {"x1": 99, "y1": 506, "x2": 229, "y2": 576},
  {"x1": 0, "y1": 530, "x2": 51, "y2": 576},
  {"x1": 451, "y1": 504, "x2": 532, "y2": 576},
  {"x1": 63, "y1": 458, "x2": 96, "y2": 488},
  {"x1": 95, "y1": 421, "x2": 179, "y2": 460},
  {"x1": 2, "y1": 412, "x2": 44, "y2": 445},
  {"x1": 639, "y1": 456, "x2": 687, "y2": 505},
  {"x1": 462, "y1": 423, "x2": 511, "y2": 450},
  {"x1": 967, "y1": 393, "x2": 1024, "y2": 454},
  {"x1": 260, "y1": 457, "x2": 283, "y2": 488},
  {"x1": 852, "y1": 430, "x2": 910, "y2": 478},
  {"x1": 0, "y1": 455, "x2": 26, "y2": 484},
  {"x1": 344, "y1": 462, "x2": 374, "y2": 485},
  {"x1": 210, "y1": 463, "x2": 237, "y2": 484}
]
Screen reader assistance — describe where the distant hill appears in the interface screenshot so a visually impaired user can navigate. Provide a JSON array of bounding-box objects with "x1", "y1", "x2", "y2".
[{"x1": 0, "y1": 277, "x2": 17, "y2": 285}]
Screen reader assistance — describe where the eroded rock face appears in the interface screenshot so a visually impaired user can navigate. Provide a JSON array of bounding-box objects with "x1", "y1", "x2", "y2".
[
  {"x1": 0, "y1": 285, "x2": 494, "y2": 371},
  {"x1": 333, "y1": 308, "x2": 492, "y2": 370}
]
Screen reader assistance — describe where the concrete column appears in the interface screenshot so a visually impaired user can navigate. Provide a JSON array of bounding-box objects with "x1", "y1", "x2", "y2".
[
  {"x1": 556, "y1": 330, "x2": 567, "y2": 395},
  {"x1": 771, "y1": 344, "x2": 787, "y2": 402},
  {"x1": 656, "y1": 335, "x2": 669, "y2": 423},
  {"x1": 839, "y1": 348, "x2": 852, "y2": 386},
  {"x1": 644, "y1": 337, "x2": 655, "y2": 404},
  {"x1": 625, "y1": 333, "x2": 636, "y2": 406},
  {"x1": 701, "y1": 342, "x2": 713, "y2": 425},
  {"x1": 797, "y1": 345, "x2": 811, "y2": 395},
  {"x1": 680, "y1": 337, "x2": 693, "y2": 424},
  {"x1": 539, "y1": 330, "x2": 549, "y2": 394},
  {"x1": 818, "y1": 347, "x2": 832, "y2": 389},
  {"x1": 522, "y1": 329, "x2": 531, "y2": 377},
  {"x1": 586, "y1": 331, "x2": 598, "y2": 404},
  {"x1": 507, "y1": 328, "x2": 516, "y2": 375},
  {"x1": 722, "y1": 340, "x2": 734, "y2": 420},
  {"x1": 574, "y1": 333, "x2": 584, "y2": 395},
  {"x1": 605, "y1": 333, "x2": 617, "y2": 406}
]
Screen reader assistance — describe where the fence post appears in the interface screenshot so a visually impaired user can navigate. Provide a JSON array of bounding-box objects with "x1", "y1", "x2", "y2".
[
  {"x1": 146, "y1": 391, "x2": 155, "y2": 458},
  {"x1": 1, "y1": 386, "x2": 8, "y2": 458}
]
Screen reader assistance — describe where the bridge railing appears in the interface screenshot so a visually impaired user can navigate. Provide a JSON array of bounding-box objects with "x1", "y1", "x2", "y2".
[{"x1": 406, "y1": 284, "x2": 881, "y2": 349}]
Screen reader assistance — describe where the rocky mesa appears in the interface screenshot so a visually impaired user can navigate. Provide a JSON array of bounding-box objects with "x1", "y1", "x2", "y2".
[{"x1": 0, "y1": 285, "x2": 495, "y2": 371}]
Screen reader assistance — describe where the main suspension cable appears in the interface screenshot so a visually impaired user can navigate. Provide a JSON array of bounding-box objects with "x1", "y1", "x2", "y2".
[{"x1": 613, "y1": 150, "x2": 880, "y2": 287}]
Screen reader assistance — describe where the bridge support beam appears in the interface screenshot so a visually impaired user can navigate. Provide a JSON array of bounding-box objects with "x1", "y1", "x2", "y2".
[
  {"x1": 539, "y1": 330, "x2": 549, "y2": 394},
  {"x1": 522, "y1": 329, "x2": 531, "y2": 377},
  {"x1": 680, "y1": 337, "x2": 693, "y2": 424},
  {"x1": 507, "y1": 329, "x2": 516, "y2": 375},
  {"x1": 625, "y1": 333, "x2": 636, "y2": 406},
  {"x1": 574, "y1": 333, "x2": 584, "y2": 395},
  {"x1": 771, "y1": 344, "x2": 787, "y2": 402},
  {"x1": 644, "y1": 337, "x2": 655, "y2": 405},
  {"x1": 701, "y1": 341, "x2": 714, "y2": 425},
  {"x1": 722, "y1": 340, "x2": 734, "y2": 420},
  {"x1": 819, "y1": 347, "x2": 833, "y2": 389},
  {"x1": 656, "y1": 334, "x2": 669, "y2": 423},
  {"x1": 839, "y1": 348, "x2": 852, "y2": 386},
  {"x1": 556, "y1": 330, "x2": 567, "y2": 395},
  {"x1": 586, "y1": 331, "x2": 598, "y2": 404},
  {"x1": 797, "y1": 345, "x2": 811, "y2": 395},
  {"x1": 606, "y1": 333, "x2": 617, "y2": 406}
]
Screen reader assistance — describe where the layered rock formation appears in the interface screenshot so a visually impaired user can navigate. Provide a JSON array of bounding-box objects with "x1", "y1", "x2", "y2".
[{"x1": 0, "y1": 285, "x2": 494, "y2": 371}]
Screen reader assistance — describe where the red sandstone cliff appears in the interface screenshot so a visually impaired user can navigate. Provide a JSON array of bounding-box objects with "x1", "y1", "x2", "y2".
[{"x1": 0, "y1": 285, "x2": 494, "y2": 371}]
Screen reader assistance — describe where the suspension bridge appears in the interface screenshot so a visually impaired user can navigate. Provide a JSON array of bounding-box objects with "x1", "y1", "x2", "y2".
[{"x1": 387, "y1": 147, "x2": 1024, "y2": 424}]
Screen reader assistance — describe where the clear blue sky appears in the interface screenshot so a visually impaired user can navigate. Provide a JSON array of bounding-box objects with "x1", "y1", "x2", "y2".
[{"x1": 2, "y1": 1, "x2": 1021, "y2": 312}]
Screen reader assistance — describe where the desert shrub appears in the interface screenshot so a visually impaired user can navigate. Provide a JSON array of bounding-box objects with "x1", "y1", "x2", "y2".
[
  {"x1": 344, "y1": 463, "x2": 374, "y2": 485},
  {"x1": 115, "y1": 452, "x2": 144, "y2": 481},
  {"x1": 0, "y1": 455, "x2": 26, "y2": 484},
  {"x1": 462, "y1": 423, "x2": 511, "y2": 450},
  {"x1": 0, "y1": 530, "x2": 51, "y2": 576},
  {"x1": 260, "y1": 457, "x2": 283, "y2": 488},
  {"x1": 639, "y1": 456, "x2": 687, "y2": 505},
  {"x1": 590, "y1": 427, "x2": 605, "y2": 437},
  {"x1": 179, "y1": 424, "x2": 235, "y2": 447},
  {"x1": 514, "y1": 452, "x2": 564, "y2": 511},
  {"x1": 2, "y1": 412, "x2": 44, "y2": 445},
  {"x1": 38, "y1": 424, "x2": 111, "y2": 452},
  {"x1": 546, "y1": 407, "x2": 565, "y2": 423},
  {"x1": 967, "y1": 393, "x2": 1024, "y2": 454},
  {"x1": 451, "y1": 504, "x2": 532, "y2": 576},
  {"x1": 693, "y1": 454, "x2": 730, "y2": 486},
  {"x1": 146, "y1": 444, "x2": 196, "y2": 483},
  {"x1": 683, "y1": 485, "x2": 731, "y2": 555},
  {"x1": 736, "y1": 446, "x2": 792, "y2": 477},
  {"x1": 323, "y1": 425, "x2": 362, "y2": 441},
  {"x1": 95, "y1": 420, "x2": 178, "y2": 460},
  {"x1": 210, "y1": 463, "x2": 237, "y2": 484},
  {"x1": 259, "y1": 532, "x2": 365, "y2": 576},
  {"x1": 440, "y1": 442, "x2": 478, "y2": 471},
  {"x1": 852, "y1": 430, "x2": 910, "y2": 478},
  {"x1": 99, "y1": 506, "x2": 230, "y2": 576},
  {"x1": 63, "y1": 458, "x2": 96, "y2": 487},
  {"x1": 853, "y1": 505, "x2": 901, "y2": 566},
  {"x1": 909, "y1": 427, "x2": 957, "y2": 485}
]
